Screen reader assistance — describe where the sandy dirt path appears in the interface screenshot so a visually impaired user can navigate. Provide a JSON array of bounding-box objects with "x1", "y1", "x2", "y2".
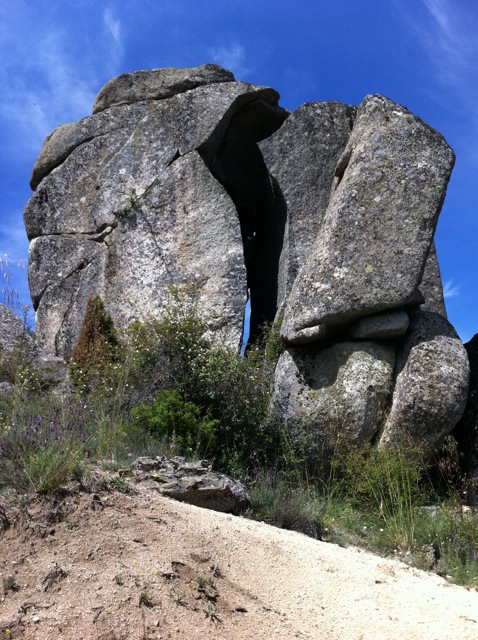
[{"x1": 1, "y1": 480, "x2": 477, "y2": 639}]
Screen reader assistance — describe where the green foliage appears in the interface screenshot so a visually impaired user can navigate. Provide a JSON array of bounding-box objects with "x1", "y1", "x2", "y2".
[
  {"x1": 131, "y1": 390, "x2": 218, "y2": 456},
  {"x1": 248, "y1": 471, "x2": 323, "y2": 539},
  {"x1": 3, "y1": 575, "x2": 18, "y2": 594},
  {"x1": 0, "y1": 399, "x2": 87, "y2": 494},
  {"x1": 329, "y1": 445, "x2": 426, "y2": 551},
  {"x1": 23, "y1": 445, "x2": 84, "y2": 494},
  {"x1": 70, "y1": 296, "x2": 119, "y2": 391}
]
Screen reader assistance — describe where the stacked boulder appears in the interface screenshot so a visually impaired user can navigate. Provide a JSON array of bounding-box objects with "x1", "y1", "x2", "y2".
[
  {"x1": 24, "y1": 65, "x2": 470, "y2": 474},
  {"x1": 262, "y1": 93, "x2": 469, "y2": 470}
]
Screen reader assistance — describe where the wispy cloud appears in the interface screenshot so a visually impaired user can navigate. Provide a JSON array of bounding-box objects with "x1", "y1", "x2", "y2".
[
  {"x1": 104, "y1": 7, "x2": 122, "y2": 47},
  {"x1": 0, "y1": 7, "x2": 124, "y2": 159},
  {"x1": 209, "y1": 43, "x2": 251, "y2": 78},
  {"x1": 397, "y1": 0, "x2": 478, "y2": 160},
  {"x1": 443, "y1": 279, "x2": 460, "y2": 299},
  {"x1": 0, "y1": 32, "x2": 97, "y2": 156},
  {"x1": 419, "y1": 0, "x2": 477, "y2": 87}
]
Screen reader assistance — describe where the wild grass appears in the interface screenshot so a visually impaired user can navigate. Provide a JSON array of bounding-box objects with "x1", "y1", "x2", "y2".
[{"x1": 0, "y1": 292, "x2": 477, "y2": 588}]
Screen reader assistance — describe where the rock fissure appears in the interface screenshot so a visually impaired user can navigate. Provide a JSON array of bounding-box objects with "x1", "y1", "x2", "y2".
[{"x1": 202, "y1": 98, "x2": 288, "y2": 343}]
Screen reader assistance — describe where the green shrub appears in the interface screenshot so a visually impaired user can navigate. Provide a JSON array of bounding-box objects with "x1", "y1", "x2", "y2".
[
  {"x1": 248, "y1": 471, "x2": 323, "y2": 539},
  {"x1": 0, "y1": 400, "x2": 88, "y2": 494},
  {"x1": 131, "y1": 390, "x2": 218, "y2": 456}
]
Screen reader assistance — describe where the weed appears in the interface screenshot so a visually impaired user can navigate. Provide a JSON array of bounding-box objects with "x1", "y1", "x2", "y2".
[
  {"x1": 114, "y1": 574, "x2": 124, "y2": 585},
  {"x1": 170, "y1": 586, "x2": 188, "y2": 608},
  {"x1": 248, "y1": 470, "x2": 323, "y2": 539},
  {"x1": 196, "y1": 574, "x2": 215, "y2": 589},
  {"x1": 3, "y1": 575, "x2": 18, "y2": 594},
  {"x1": 138, "y1": 590, "x2": 153, "y2": 607},
  {"x1": 209, "y1": 563, "x2": 223, "y2": 579},
  {"x1": 109, "y1": 476, "x2": 135, "y2": 495},
  {"x1": 204, "y1": 601, "x2": 221, "y2": 623}
]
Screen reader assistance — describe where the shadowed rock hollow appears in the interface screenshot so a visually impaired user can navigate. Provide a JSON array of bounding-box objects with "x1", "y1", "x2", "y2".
[{"x1": 23, "y1": 64, "x2": 473, "y2": 478}]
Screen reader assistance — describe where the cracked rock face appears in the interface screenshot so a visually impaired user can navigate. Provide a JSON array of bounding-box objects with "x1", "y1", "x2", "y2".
[
  {"x1": 25, "y1": 67, "x2": 288, "y2": 358},
  {"x1": 24, "y1": 64, "x2": 471, "y2": 475}
]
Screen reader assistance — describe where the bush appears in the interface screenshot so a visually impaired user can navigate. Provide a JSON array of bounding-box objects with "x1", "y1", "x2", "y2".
[
  {"x1": 248, "y1": 470, "x2": 323, "y2": 539},
  {"x1": 0, "y1": 402, "x2": 88, "y2": 493},
  {"x1": 131, "y1": 390, "x2": 218, "y2": 456},
  {"x1": 328, "y1": 444, "x2": 427, "y2": 551}
]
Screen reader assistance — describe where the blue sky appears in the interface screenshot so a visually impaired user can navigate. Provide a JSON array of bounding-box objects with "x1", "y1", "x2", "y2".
[{"x1": 0, "y1": 0, "x2": 477, "y2": 340}]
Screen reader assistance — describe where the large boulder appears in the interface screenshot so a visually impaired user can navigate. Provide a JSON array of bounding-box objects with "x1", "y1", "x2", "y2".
[
  {"x1": 272, "y1": 341, "x2": 395, "y2": 472},
  {"x1": 280, "y1": 94, "x2": 455, "y2": 345},
  {"x1": 378, "y1": 312, "x2": 469, "y2": 453},
  {"x1": 24, "y1": 67, "x2": 288, "y2": 358}
]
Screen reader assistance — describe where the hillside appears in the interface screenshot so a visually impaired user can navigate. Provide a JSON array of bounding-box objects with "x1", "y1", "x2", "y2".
[{"x1": 1, "y1": 474, "x2": 477, "y2": 640}]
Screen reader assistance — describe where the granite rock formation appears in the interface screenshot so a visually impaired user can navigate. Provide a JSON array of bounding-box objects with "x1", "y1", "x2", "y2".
[{"x1": 24, "y1": 64, "x2": 470, "y2": 472}]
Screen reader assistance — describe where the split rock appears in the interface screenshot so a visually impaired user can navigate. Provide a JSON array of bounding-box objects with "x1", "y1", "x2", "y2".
[
  {"x1": 281, "y1": 94, "x2": 455, "y2": 344},
  {"x1": 259, "y1": 101, "x2": 356, "y2": 312}
]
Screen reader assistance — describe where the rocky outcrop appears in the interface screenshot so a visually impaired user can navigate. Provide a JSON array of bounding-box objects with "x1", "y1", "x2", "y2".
[
  {"x1": 24, "y1": 64, "x2": 471, "y2": 474},
  {"x1": 0, "y1": 304, "x2": 32, "y2": 357},
  {"x1": 25, "y1": 67, "x2": 289, "y2": 357},
  {"x1": 280, "y1": 94, "x2": 455, "y2": 345},
  {"x1": 125, "y1": 456, "x2": 249, "y2": 514}
]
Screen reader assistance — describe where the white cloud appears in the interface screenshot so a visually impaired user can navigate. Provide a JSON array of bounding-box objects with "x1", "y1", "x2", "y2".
[
  {"x1": 419, "y1": 0, "x2": 476, "y2": 87},
  {"x1": 443, "y1": 279, "x2": 460, "y2": 299},
  {"x1": 0, "y1": 33, "x2": 97, "y2": 156},
  {"x1": 209, "y1": 43, "x2": 251, "y2": 78},
  {"x1": 104, "y1": 7, "x2": 122, "y2": 47},
  {"x1": 0, "y1": 8, "x2": 124, "y2": 159}
]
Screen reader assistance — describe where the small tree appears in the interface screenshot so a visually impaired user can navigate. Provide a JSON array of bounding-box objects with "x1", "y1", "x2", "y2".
[{"x1": 70, "y1": 296, "x2": 118, "y2": 391}]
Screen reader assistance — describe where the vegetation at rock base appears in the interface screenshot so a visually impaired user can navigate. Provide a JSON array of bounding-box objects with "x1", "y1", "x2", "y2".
[{"x1": 0, "y1": 290, "x2": 477, "y2": 588}]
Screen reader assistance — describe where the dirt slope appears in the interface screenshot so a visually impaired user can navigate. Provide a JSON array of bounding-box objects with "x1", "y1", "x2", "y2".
[{"x1": 1, "y1": 476, "x2": 477, "y2": 640}]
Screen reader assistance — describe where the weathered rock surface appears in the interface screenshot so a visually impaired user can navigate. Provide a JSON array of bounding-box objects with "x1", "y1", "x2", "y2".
[
  {"x1": 25, "y1": 72, "x2": 288, "y2": 357},
  {"x1": 24, "y1": 64, "x2": 472, "y2": 477},
  {"x1": 379, "y1": 312, "x2": 469, "y2": 452},
  {"x1": 259, "y1": 101, "x2": 356, "y2": 312},
  {"x1": 272, "y1": 342, "x2": 395, "y2": 471},
  {"x1": 280, "y1": 94, "x2": 455, "y2": 345},
  {"x1": 0, "y1": 303, "x2": 33, "y2": 356},
  {"x1": 92, "y1": 63, "x2": 234, "y2": 114},
  {"x1": 348, "y1": 310, "x2": 409, "y2": 339},
  {"x1": 453, "y1": 334, "x2": 478, "y2": 505},
  {"x1": 126, "y1": 456, "x2": 250, "y2": 514}
]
